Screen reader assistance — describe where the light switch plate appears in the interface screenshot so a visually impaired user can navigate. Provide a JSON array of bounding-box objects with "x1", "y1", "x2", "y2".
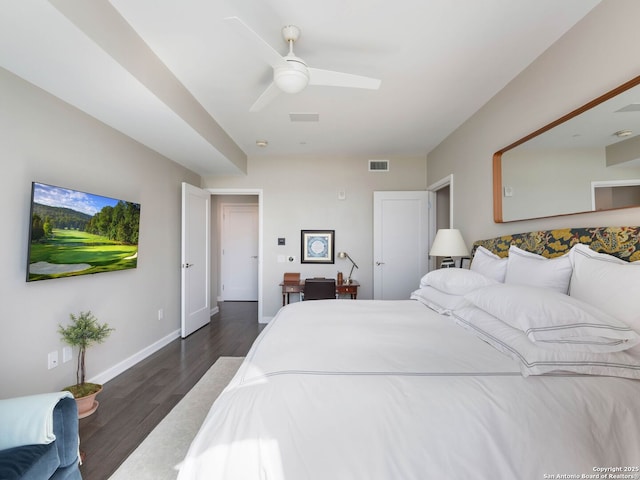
[{"x1": 48, "y1": 351, "x2": 59, "y2": 369}]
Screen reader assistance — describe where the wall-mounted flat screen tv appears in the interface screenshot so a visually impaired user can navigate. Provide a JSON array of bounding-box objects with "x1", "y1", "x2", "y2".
[{"x1": 27, "y1": 182, "x2": 141, "y2": 282}]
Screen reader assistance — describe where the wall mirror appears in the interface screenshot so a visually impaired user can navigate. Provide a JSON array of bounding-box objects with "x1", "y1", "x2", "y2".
[{"x1": 493, "y1": 75, "x2": 640, "y2": 223}]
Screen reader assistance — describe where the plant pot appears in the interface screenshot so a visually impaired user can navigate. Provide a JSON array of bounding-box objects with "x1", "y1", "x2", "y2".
[{"x1": 65, "y1": 384, "x2": 103, "y2": 419}]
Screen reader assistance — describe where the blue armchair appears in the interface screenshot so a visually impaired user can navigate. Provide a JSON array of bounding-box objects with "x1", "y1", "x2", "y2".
[{"x1": 0, "y1": 392, "x2": 82, "y2": 480}]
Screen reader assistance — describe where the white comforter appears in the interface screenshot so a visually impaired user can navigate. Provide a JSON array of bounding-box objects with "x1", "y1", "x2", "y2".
[{"x1": 178, "y1": 300, "x2": 640, "y2": 480}]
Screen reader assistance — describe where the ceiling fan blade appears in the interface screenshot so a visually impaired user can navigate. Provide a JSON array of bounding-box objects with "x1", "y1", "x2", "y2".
[
  {"x1": 308, "y1": 68, "x2": 381, "y2": 90},
  {"x1": 225, "y1": 16, "x2": 288, "y2": 69},
  {"x1": 249, "y1": 82, "x2": 281, "y2": 112}
]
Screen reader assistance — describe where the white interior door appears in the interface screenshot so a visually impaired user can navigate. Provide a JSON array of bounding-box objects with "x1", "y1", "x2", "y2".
[
  {"x1": 221, "y1": 203, "x2": 258, "y2": 301},
  {"x1": 181, "y1": 183, "x2": 211, "y2": 338},
  {"x1": 373, "y1": 191, "x2": 429, "y2": 300}
]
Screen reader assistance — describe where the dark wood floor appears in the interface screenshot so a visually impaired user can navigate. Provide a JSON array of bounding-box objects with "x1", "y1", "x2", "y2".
[{"x1": 78, "y1": 302, "x2": 263, "y2": 480}]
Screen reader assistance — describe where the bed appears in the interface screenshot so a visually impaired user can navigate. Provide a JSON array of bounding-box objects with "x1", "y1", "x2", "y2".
[{"x1": 178, "y1": 227, "x2": 640, "y2": 480}]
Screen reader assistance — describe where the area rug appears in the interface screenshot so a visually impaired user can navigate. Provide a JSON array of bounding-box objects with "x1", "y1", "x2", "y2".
[{"x1": 108, "y1": 356, "x2": 244, "y2": 480}]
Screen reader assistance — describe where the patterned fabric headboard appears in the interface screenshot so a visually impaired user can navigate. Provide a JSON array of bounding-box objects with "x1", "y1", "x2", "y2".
[{"x1": 472, "y1": 227, "x2": 640, "y2": 262}]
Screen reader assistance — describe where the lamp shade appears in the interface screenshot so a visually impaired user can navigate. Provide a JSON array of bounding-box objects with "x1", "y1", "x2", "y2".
[{"x1": 429, "y1": 229, "x2": 469, "y2": 257}]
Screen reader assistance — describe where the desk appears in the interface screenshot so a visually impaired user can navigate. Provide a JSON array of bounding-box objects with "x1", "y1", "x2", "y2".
[{"x1": 280, "y1": 280, "x2": 360, "y2": 305}]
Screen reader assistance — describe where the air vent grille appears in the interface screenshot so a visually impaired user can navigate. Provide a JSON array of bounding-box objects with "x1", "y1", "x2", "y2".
[
  {"x1": 289, "y1": 112, "x2": 320, "y2": 122},
  {"x1": 369, "y1": 160, "x2": 389, "y2": 172}
]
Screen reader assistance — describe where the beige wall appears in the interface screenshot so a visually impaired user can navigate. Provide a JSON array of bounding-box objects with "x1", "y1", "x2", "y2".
[
  {"x1": 427, "y1": 0, "x2": 640, "y2": 244},
  {"x1": 606, "y1": 135, "x2": 640, "y2": 167},
  {"x1": 203, "y1": 155, "x2": 427, "y2": 320},
  {"x1": 0, "y1": 68, "x2": 200, "y2": 398}
]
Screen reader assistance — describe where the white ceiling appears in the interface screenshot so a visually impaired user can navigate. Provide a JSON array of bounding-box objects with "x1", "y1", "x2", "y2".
[{"x1": 0, "y1": 0, "x2": 601, "y2": 176}]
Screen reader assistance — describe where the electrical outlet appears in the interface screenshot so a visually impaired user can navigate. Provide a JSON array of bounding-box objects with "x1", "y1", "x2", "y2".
[
  {"x1": 62, "y1": 347, "x2": 72, "y2": 363},
  {"x1": 158, "y1": 308, "x2": 164, "y2": 321},
  {"x1": 48, "y1": 351, "x2": 59, "y2": 370}
]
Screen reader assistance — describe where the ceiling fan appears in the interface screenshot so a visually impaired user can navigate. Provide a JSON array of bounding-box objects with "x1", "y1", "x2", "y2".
[{"x1": 225, "y1": 16, "x2": 382, "y2": 112}]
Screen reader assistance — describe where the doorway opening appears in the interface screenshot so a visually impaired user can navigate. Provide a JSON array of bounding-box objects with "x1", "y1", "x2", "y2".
[
  {"x1": 591, "y1": 179, "x2": 640, "y2": 211},
  {"x1": 208, "y1": 189, "x2": 264, "y2": 323},
  {"x1": 427, "y1": 174, "x2": 453, "y2": 270}
]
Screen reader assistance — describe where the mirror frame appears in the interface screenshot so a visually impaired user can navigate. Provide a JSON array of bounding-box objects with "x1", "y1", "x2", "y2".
[{"x1": 493, "y1": 74, "x2": 640, "y2": 223}]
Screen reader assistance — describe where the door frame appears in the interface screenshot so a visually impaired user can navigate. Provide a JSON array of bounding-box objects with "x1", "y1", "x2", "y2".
[
  {"x1": 427, "y1": 174, "x2": 454, "y2": 271},
  {"x1": 207, "y1": 188, "x2": 264, "y2": 323}
]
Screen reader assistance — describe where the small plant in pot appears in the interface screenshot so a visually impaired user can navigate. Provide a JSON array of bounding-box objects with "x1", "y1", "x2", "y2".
[{"x1": 58, "y1": 311, "x2": 114, "y2": 418}]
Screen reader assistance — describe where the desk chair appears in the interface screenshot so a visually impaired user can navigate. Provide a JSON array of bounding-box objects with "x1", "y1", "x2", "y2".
[{"x1": 303, "y1": 278, "x2": 336, "y2": 300}]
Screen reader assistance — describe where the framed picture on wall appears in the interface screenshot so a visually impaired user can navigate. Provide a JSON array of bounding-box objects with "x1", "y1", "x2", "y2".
[
  {"x1": 301, "y1": 230, "x2": 335, "y2": 264},
  {"x1": 26, "y1": 182, "x2": 140, "y2": 282}
]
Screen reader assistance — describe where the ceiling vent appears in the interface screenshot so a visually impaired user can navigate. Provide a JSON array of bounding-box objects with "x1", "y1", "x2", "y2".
[
  {"x1": 369, "y1": 159, "x2": 389, "y2": 172},
  {"x1": 289, "y1": 112, "x2": 319, "y2": 122}
]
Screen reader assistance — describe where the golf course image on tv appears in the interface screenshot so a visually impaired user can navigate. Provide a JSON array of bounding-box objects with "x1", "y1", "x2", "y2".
[{"x1": 27, "y1": 182, "x2": 140, "y2": 282}]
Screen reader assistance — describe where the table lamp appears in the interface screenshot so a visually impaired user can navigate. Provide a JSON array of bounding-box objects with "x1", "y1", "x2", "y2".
[
  {"x1": 429, "y1": 229, "x2": 469, "y2": 268},
  {"x1": 338, "y1": 251, "x2": 359, "y2": 284}
]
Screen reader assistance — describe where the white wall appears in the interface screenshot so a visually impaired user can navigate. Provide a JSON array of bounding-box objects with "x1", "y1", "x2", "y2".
[
  {"x1": 427, "y1": 0, "x2": 640, "y2": 244},
  {"x1": 0, "y1": 68, "x2": 200, "y2": 399},
  {"x1": 203, "y1": 155, "x2": 427, "y2": 320}
]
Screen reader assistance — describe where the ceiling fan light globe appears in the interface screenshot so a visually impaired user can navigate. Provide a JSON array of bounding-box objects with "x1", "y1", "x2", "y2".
[
  {"x1": 274, "y1": 69, "x2": 309, "y2": 93},
  {"x1": 274, "y1": 58, "x2": 309, "y2": 93}
]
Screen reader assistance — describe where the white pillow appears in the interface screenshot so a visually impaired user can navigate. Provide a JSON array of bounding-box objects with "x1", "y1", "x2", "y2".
[
  {"x1": 419, "y1": 268, "x2": 497, "y2": 295},
  {"x1": 570, "y1": 246, "x2": 640, "y2": 334},
  {"x1": 411, "y1": 286, "x2": 470, "y2": 314},
  {"x1": 470, "y1": 246, "x2": 507, "y2": 282},
  {"x1": 453, "y1": 305, "x2": 640, "y2": 379},
  {"x1": 504, "y1": 245, "x2": 573, "y2": 294},
  {"x1": 465, "y1": 284, "x2": 639, "y2": 353}
]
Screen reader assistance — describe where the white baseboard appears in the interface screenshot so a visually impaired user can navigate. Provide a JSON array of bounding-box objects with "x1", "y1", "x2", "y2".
[
  {"x1": 260, "y1": 316, "x2": 273, "y2": 324},
  {"x1": 210, "y1": 305, "x2": 219, "y2": 317},
  {"x1": 89, "y1": 329, "x2": 181, "y2": 385}
]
